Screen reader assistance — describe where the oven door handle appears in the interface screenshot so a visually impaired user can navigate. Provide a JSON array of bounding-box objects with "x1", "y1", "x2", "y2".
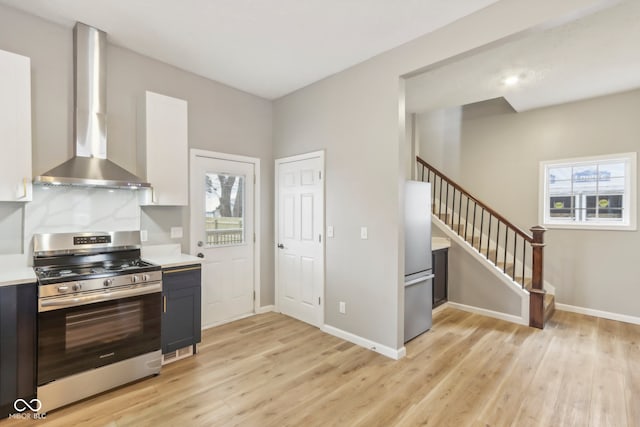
[{"x1": 39, "y1": 282, "x2": 162, "y2": 312}]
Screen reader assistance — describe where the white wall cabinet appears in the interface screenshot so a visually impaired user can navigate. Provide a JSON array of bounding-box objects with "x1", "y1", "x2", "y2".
[
  {"x1": 138, "y1": 91, "x2": 188, "y2": 206},
  {"x1": 0, "y1": 49, "x2": 32, "y2": 202}
]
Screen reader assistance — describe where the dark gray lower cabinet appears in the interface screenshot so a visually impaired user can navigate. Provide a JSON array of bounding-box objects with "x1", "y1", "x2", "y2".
[
  {"x1": 0, "y1": 283, "x2": 37, "y2": 419},
  {"x1": 162, "y1": 265, "x2": 202, "y2": 354},
  {"x1": 432, "y1": 249, "x2": 448, "y2": 308}
]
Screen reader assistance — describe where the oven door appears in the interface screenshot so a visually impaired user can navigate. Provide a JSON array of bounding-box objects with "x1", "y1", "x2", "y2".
[{"x1": 38, "y1": 282, "x2": 161, "y2": 386}]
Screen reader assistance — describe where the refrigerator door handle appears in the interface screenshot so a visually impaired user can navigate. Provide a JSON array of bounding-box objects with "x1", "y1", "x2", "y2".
[{"x1": 405, "y1": 274, "x2": 435, "y2": 287}]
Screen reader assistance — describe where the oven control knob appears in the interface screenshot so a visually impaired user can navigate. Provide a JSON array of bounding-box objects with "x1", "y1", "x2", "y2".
[
  {"x1": 103, "y1": 279, "x2": 113, "y2": 287},
  {"x1": 142, "y1": 274, "x2": 150, "y2": 282},
  {"x1": 131, "y1": 275, "x2": 140, "y2": 283},
  {"x1": 72, "y1": 283, "x2": 81, "y2": 292},
  {"x1": 57, "y1": 285, "x2": 69, "y2": 293}
]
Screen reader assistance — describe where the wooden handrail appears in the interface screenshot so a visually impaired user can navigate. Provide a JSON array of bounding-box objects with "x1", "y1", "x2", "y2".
[
  {"x1": 417, "y1": 155, "x2": 548, "y2": 329},
  {"x1": 417, "y1": 156, "x2": 533, "y2": 242}
]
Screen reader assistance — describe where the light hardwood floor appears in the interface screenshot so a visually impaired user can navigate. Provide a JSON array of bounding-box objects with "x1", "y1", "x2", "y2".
[{"x1": 3, "y1": 307, "x2": 639, "y2": 427}]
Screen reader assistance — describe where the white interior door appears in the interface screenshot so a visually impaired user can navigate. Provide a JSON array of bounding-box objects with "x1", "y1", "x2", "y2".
[
  {"x1": 276, "y1": 152, "x2": 324, "y2": 327},
  {"x1": 191, "y1": 154, "x2": 255, "y2": 328}
]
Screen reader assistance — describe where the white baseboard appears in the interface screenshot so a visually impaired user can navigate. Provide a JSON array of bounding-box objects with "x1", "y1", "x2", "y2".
[
  {"x1": 447, "y1": 301, "x2": 528, "y2": 326},
  {"x1": 255, "y1": 305, "x2": 275, "y2": 314},
  {"x1": 555, "y1": 303, "x2": 640, "y2": 326},
  {"x1": 321, "y1": 324, "x2": 406, "y2": 360}
]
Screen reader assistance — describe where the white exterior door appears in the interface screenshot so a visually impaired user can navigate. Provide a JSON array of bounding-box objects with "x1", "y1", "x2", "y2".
[
  {"x1": 191, "y1": 153, "x2": 255, "y2": 328},
  {"x1": 276, "y1": 152, "x2": 324, "y2": 327}
]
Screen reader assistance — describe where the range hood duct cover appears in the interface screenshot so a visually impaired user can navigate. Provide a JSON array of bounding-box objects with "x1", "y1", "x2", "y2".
[{"x1": 34, "y1": 22, "x2": 150, "y2": 189}]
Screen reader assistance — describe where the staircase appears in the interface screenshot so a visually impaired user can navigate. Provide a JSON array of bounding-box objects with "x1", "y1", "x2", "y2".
[{"x1": 417, "y1": 156, "x2": 555, "y2": 329}]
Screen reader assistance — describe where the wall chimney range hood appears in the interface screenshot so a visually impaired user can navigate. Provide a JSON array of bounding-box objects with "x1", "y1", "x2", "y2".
[{"x1": 34, "y1": 23, "x2": 150, "y2": 189}]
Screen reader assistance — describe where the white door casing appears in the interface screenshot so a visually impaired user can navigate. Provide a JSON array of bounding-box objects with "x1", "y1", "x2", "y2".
[
  {"x1": 190, "y1": 149, "x2": 260, "y2": 328},
  {"x1": 275, "y1": 151, "x2": 325, "y2": 327}
]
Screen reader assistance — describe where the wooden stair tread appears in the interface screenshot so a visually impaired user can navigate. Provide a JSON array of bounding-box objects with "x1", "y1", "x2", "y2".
[
  {"x1": 517, "y1": 277, "x2": 533, "y2": 288},
  {"x1": 544, "y1": 293, "x2": 556, "y2": 322},
  {"x1": 495, "y1": 261, "x2": 514, "y2": 270},
  {"x1": 434, "y1": 213, "x2": 466, "y2": 236},
  {"x1": 436, "y1": 213, "x2": 451, "y2": 222},
  {"x1": 451, "y1": 223, "x2": 466, "y2": 234},
  {"x1": 435, "y1": 213, "x2": 465, "y2": 232},
  {"x1": 465, "y1": 236, "x2": 481, "y2": 246}
]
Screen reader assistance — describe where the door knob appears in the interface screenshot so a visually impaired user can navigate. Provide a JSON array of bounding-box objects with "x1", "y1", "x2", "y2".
[
  {"x1": 197, "y1": 253, "x2": 205, "y2": 258},
  {"x1": 277, "y1": 243, "x2": 284, "y2": 249}
]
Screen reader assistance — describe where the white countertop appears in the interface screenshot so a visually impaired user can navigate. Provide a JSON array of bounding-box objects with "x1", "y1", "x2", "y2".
[
  {"x1": 432, "y1": 237, "x2": 451, "y2": 251},
  {"x1": 0, "y1": 254, "x2": 36, "y2": 287},
  {"x1": 141, "y1": 244, "x2": 202, "y2": 269},
  {"x1": 0, "y1": 239, "x2": 447, "y2": 286}
]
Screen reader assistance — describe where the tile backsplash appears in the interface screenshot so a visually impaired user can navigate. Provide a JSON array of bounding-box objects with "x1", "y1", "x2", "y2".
[
  {"x1": 0, "y1": 186, "x2": 191, "y2": 257},
  {"x1": 23, "y1": 186, "x2": 140, "y2": 254}
]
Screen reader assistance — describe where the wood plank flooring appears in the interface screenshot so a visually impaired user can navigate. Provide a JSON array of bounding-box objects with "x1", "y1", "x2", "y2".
[{"x1": 3, "y1": 307, "x2": 639, "y2": 427}]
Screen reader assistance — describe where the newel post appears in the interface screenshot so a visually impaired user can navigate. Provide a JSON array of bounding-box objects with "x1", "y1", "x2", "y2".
[{"x1": 529, "y1": 226, "x2": 546, "y2": 329}]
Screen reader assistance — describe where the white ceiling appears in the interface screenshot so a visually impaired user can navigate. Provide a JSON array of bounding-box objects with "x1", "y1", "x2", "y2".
[
  {"x1": 0, "y1": 0, "x2": 499, "y2": 99},
  {"x1": 406, "y1": 0, "x2": 640, "y2": 113}
]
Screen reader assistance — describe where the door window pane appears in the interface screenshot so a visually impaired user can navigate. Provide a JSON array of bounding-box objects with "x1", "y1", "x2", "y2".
[{"x1": 205, "y1": 173, "x2": 245, "y2": 246}]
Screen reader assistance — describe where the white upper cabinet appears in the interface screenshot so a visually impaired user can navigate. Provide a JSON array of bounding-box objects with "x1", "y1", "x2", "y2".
[
  {"x1": 0, "y1": 49, "x2": 32, "y2": 202},
  {"x1": 138, "y1": 91, "x2": 188, "y2": 206}
]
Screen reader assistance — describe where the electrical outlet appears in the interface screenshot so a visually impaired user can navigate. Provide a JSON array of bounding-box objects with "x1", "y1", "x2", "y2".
[
  {"x1": 360, "y1": 227, "x2": 368, "y2": 239},
  {"x1": 140, "y1": 230, "x2": 148, "y2": 242},
  {"x1": 170, "y1": 227, "x2": 183, "y2": 239},
  {"x1": 339, "y1": 301, "x2": 346, "y2": 314}
]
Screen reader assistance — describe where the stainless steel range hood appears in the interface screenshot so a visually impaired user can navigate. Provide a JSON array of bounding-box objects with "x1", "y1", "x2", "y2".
[{"x1": 34, "y1": 23, "x2": 150, "y2": 189}]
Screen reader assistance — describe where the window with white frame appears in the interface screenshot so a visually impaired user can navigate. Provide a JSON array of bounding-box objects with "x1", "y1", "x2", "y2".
[{"x1": 540, "y1": 152, "x2": 637, "y2": 230}]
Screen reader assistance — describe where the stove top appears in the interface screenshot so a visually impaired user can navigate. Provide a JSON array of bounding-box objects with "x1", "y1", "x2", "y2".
[
  {"x1": 32, "y1": 231, "x2": 163, "y2": 286},
  {"x1": 35, "y1": 259, "x2": 158, "y2": 284}
]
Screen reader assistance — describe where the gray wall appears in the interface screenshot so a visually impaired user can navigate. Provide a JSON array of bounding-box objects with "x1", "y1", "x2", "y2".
[
  {"x1": 0, "y1": 5, "x2": 274, "y2": 305},
  {"x1": 418, "y1": 90, "x2": 640, "y2": 318},
  {"x1": 431, "y1": 226, "x2": 522, "y2": 316},
  {"x1": 274, "y1": 0, "x2": 609, "y2": 350},
  {"x1": 140, "y1": 206, "x2": 185, "y2": 246},
  {"x1": 0, "y1": 0, "x2": 616, "y2": 344}
]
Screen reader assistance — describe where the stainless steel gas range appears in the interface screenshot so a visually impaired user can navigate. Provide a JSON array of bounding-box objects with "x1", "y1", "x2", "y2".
[{"x1": 33, "y1": 231, "x2": 162, "y2": 413}]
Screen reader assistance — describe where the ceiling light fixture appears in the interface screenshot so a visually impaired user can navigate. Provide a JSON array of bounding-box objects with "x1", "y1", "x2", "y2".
[{"x1": 503, "y1": 75, "x2": 520, "y2": 87}]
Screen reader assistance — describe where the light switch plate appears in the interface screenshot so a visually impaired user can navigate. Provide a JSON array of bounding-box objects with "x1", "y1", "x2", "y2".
[
  {"x1": 360, "y1": 227, "x2": 368, "y2": 239},
  {"x1": 327, "y1": 226, "x2": 334, "y2": 238},
  {"x1": 170, "y1": 227, "x2": 183, "y2": 239},
  {"x1": 140, "y1": 230, "x2": 148, "y2": 242},
  {"x1": 339, "y1": 301, "x2": 346, "y2": 314}
]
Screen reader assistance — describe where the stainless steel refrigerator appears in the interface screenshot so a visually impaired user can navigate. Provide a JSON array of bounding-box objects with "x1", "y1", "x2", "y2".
[{"x1": 404, "y1": 181, "x2": 433, "y2": 343}]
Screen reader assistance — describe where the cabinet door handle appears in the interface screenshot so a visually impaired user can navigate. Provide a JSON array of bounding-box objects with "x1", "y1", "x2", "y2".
[
  {"x1": 151, "y1": 187, "x2": 158, "y2": 204},
  {"x1": 405, "y1": 274, "x2": 435, "y2": 287},
  {"x1": 163, "y1": 295, "x2": 167, "y2": 313},
  {"x1": 164, "y1": 266, "x2": 201, "y2": 274}
]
